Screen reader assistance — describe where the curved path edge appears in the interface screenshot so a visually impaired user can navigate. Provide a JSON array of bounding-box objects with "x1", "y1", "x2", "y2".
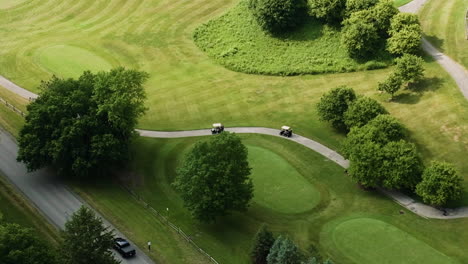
[
  {"x1": 137, "y1": 127, "x2": 468, "y2": 219},
  {"x1": 399, "y1": 0, "x2": 468, "y2": 100}
]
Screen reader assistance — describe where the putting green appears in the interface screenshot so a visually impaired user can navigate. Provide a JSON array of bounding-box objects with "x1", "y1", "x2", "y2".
[
  {"x1": 247, "y1": 145, "x2": 320, "y2": 214},
  {"x1": 0, "y1": 0, "x2": 27, "y2": 9},
  {"x1": 331, "y1": 218, "x2": 457, "y2": 264},
  {"x1": 36, "y1": 45, "x2": 113, "y2": 78}
]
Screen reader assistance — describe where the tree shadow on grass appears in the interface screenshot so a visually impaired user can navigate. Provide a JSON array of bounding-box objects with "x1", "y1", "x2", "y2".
[
  {"x1": 423, "y1": 33, "x2": 445, "y2": 52},
  {"x1": 276, "y1": 18, "x2": 325, "y2": 41},
  {"x1": 393, "y1": 77, "x2": 444, "y2": 104}
]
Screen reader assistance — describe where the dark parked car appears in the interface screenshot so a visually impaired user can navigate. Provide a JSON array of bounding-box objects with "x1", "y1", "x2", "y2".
[{"x1": 113, "y1": 237, "x2": 136, "y2": 258}]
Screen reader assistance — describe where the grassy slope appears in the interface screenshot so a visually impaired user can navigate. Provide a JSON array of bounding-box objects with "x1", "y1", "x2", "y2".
[
  {"x1": 394, "y1": 0, "x2": 413, "y2": 7},
  {"x1": 0, "y1": 86, "x2": 26, "y2": 137},
  {"x1": 194, "y1": 0, "x2": 390, "y2": 75},
  {"x1": 0, "y1": 173, "x2": 60, "y2": 244},
  {"x1": 419, "y1": 0, "x2": 468, "y2": 68},
  {"x1": 77, "y1": 135, "x2": 468, "y2": 264}
]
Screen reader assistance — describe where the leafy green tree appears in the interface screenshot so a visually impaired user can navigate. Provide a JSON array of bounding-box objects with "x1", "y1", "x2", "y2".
[
  {"x1": 61, "y1": 206, "x2": 118, "y2": 264},
  {"x1": 251, "y1": 224, "x2": 275, "y2": 264},
  {"x1": 344, "y1": 97, "x2": 388, "y2": 129},
  {"x1": 173, "y1": 132, "x2": 253, "y2": 222},
  {"x1": 394, "y1": 54, "x2": 425, "y2": 86},
  {"x1": 372, "y1": 0, "x2": 398, "y2": 35},
  {"x1": 316, "y1": 86, "x2": 357, "y2": 131},
  {"x1": 347, "y1": 141, "x2": 384, "y2": 188},
  {"x1": 380, "y1": 140, "x2": 423, "y2": 190},
  {"x1": 0, "y1": 223, "x2": 60, "y2": 264},
  {"x1": 341, "y1": 10, "x2": 379, "y2": 58},
  {"x1": 249, "y1": 0, "x2": 308, "y2": 33},
  {"x1": 342, "y1": 114, "x2": 406, "y2": 158},
  {"x1": 378, "y1": 73, "x2": 403, "y2": 98},
  {"x1": 309, "y1": 0, "x2": 346, "y2": 23},
  {"x1": 345, "y1": 0, "x2": 378, "y2": 16},
  {"x1": 416, "y1": 162, "x2": 464, "y2": 206},
  {"x1": 387, "y1": 13, "x2": 422, "y2": 55},
  {"x1": 267, "y1": 236, "x2": 303, "y2": 264},
  {"x1": 17, "y1": 68, "x2": 148, "y2": 178}
]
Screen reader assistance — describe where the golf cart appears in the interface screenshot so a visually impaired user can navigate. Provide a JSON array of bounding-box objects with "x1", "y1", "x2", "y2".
[
  {"x1": 279, "y1": 126, "x2": 292, "y2": 137},
  {"x1": 211, "y1": 123, "x2": 224, "y2": 134}
]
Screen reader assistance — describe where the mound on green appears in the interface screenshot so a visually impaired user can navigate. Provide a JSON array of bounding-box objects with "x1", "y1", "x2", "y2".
[
  {"x1": 248, "y1": 145, "x2": 320, "y2": 214},
  {"x1": 331, "y1": 218, "x2": 457, "y2": 264},
  {"x1": 37, "y1": 45, "x2": 113, "y2": 78},
  {"x1": 194, "y1": 0, "x2": 391, "y2": 75}
]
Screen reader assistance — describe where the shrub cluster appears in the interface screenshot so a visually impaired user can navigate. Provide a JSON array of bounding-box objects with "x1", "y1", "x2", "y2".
[
  {"x1": 248, "y1": 0, "x2": 308, "y2": 34},
  {"x1": 317, "y1": 87, "x2": 464, "y2": 205},
  {"x1": 251, "y1": 226, "x2": 333, "y2": 264},
  {"x1": 387, "y1": 13, "x2": 422, "y2": 55},
  {"x1": 378, "y1": 54, "x2": 425, "y2": 98}
]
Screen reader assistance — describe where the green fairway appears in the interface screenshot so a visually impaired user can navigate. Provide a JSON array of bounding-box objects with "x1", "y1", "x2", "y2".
[
  {"x1": 76, "y1": 135, "x2": 468, "y2": 264},
  {"x1": 194, "y1": 0, "x2": 390, "y2": 75},
  {"x1": 36, "y1": 45, "x2": 114, "y2": 78},
  {"x1": 330, "y1": 218, "x2": 456, "y2": 264},
  {"x1": 0, "y1": 0, "x2": 26, "y2": 9},
  {"x1": 248, "y1": 145, "x2": 321, "y2": 214},
  {"x1": 420, "y1": 0, "x2": 468, "y2": 68}
]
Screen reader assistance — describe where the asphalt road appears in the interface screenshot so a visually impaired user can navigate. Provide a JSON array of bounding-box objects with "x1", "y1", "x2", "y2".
[{"x1": 0, "y1": 130, "x2": 154, "y2": 264}]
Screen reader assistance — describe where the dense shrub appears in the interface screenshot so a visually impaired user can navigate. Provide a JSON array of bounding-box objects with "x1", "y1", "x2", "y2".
[
  {"x1": 416, "y1": 162, "x2": 464, "y2": 206},
  {"x1": 345, "y1": 0, "x2": 378, "y2": 16},
  {"x1": 394, "y1": 54, "x2": 425, "y2": 85},
  {"x1": 341, "y1": 10, "x2": 379, "y2": 59},
  {"x1": 316, "y1": 86, "x2": 357, "y2": 131},
  {"x1": 387, "y1": 13, "x2": 422, "y2": 55},
  {"x1": 249, "y1": 0, "x2": 308, "y2": 33},
  {"x1": 251, "y1": 225, "x2": 275, "y2": 264},
  {"x1": 344, "y1": 96, "x2": 388, "y2": 129},
  {"x1": 309, "y1": 0, "x2": 346, "y2": 24},
  {"x1": 372, "y1": 0, "x2": 399, "y2": 35}
]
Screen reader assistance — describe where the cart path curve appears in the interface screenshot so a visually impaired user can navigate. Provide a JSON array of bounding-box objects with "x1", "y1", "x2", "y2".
[
  {"x1": 399, "y1": 0, "x2": 468, "y2": 100},
  {"x1": 0, "y1": 130, "x2": 155, "y2": 264},
  {"x1": 137, "y1": 127, "x2": 468, "y2": 219}
]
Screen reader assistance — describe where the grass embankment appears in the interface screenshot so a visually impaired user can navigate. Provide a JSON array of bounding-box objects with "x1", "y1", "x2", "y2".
[
  {"x1": 194, "y1": 0, "x2": 391, "y2": 75},
  {"x1": 0, "y1": 173, "x2": 60, "y2": 244},
  {"x1": 420, "y1": 0, "x2": 468, "y2": 68},
  {"x1": 0, "y1": 86, "x2": 27, "y2": 137},
  {"x1": 77, "y1": 135, "x2": 468, "y2": 264}
]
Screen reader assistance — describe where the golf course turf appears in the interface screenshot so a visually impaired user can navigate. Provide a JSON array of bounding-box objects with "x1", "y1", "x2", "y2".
[
  {"x1": 328, "y1": 218, "x2": 456, "y2": 264},
  {"x1": 248, "y1": 145, "x2": 321, "y2": 214},
  {"x1": 1, "y1": 0, "x2": 468, "y2": 263}
]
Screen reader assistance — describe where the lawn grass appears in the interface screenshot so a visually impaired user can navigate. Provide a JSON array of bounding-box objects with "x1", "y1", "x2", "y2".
[
  {"x1": 247, "y1": 145, "x2": 321, "y2": 214},
  {"x1": 76, "y1": 134, "x2": 468, "y2": 264},
  {"x1": 36, "y1": 44, "x2": 113, "y2": 79},
  {"x1": 419, "y1": 0, "x2": 468, "y2": 68},
  {"x1": 0, "y1": 0, "x2": 27, "y2": 9},
  {"x1": 0, "y1": 173, "x2": 60, "y2": 244},
  {"x1": 193, "y1": 0, "x2": 390, "y2": 75},
  {"x1": 329, "y1": 218, "x2": 456, "y2": 264},
  {"x1": 1, "y1": 1, "x2": 468, "y2": 199}
]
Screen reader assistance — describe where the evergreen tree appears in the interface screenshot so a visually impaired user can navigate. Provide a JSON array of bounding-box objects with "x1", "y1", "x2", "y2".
[{"x1": 251, "y1": 225, "x2": 275, "y2": 264}]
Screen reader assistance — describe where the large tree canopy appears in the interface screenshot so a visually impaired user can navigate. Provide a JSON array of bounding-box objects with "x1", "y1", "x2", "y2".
[
  {"x1": 249, "y1": 0, "x2": 308, "y2": 34},
  {"x1": 343, "y1": 96, "x2": 388, "y2": 129},
  {"x1": 61, "y1": 207, "x2": 118, "y2": 264},
  {"x1": 17, "y1": 68, "x2": 148, "y2": 178},
  {"x1": 341, "y1": 10, "x2": 379, "y2": 59},
  {"x1": 173, "y1": 132, "x2": 253, "y2": 222},
  {"x1": 387, "y1": 13, "x2": 422, "y2": 55},
  {"x1": 309, "y1": 0, "x2": 346, "y2": 23}
]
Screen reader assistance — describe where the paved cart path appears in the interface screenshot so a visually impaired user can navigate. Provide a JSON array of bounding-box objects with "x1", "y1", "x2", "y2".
[
  {"x1": 0, "y1": 131, "x2": 155, "y2": 264},
  {"x1": 399, "y1": 0, "x2": 468, "y2": 100}
]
